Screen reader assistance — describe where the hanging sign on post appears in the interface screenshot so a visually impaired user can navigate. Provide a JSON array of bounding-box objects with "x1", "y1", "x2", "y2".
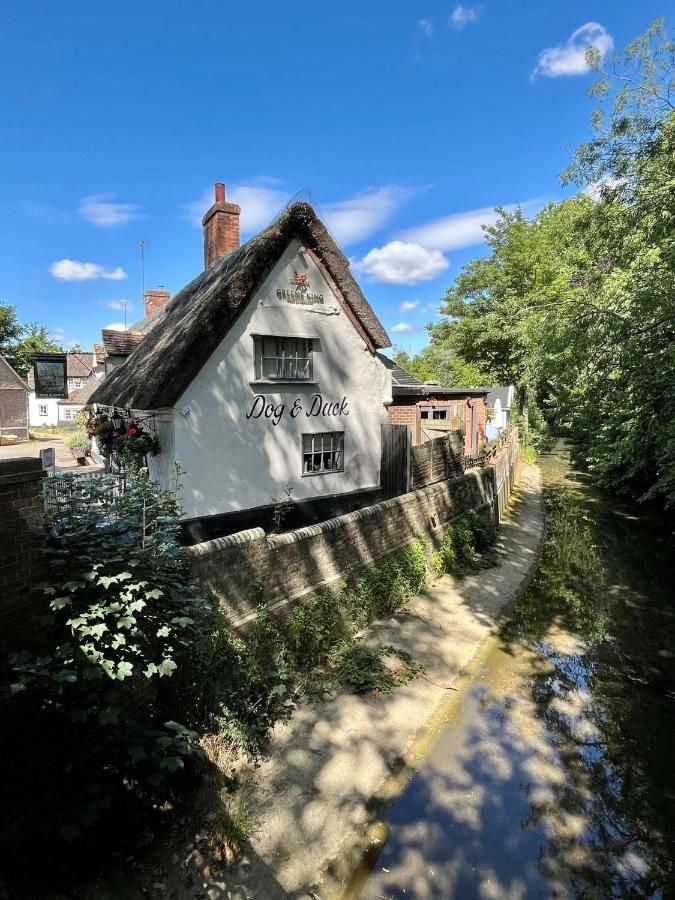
[{"x1": 32, "y1": 353, "x2": 68, "y2": 399}]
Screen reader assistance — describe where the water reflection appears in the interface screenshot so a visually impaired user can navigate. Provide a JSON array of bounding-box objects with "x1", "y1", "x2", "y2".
[{"x1": 352, "y1": 442, "x2": 675, "y2": 899}]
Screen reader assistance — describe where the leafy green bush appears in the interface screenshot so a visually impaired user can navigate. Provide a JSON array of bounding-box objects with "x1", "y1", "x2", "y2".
[{"x1": 8, "y1": 468, "x2": 212, "y2": 837}]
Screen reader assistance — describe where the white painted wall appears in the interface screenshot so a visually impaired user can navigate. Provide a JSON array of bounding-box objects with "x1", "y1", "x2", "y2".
[
  {"x1": 164, "y1": 239, "x2": 392, "y2": 520},
  {"x1": 28, "y1": 394, "x2": 60, "y2": 426}
]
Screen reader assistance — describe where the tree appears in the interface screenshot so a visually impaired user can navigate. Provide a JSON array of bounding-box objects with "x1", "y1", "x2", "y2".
[
  {"x1": 407, "y1": 21, "x2": 675, "y2": 503},
  {"x1": 0, "y1": 302, "x2": 22, "y2": 351},
  {"x1": 3, "y1": 322, "x2": 64, "y2": 379}
]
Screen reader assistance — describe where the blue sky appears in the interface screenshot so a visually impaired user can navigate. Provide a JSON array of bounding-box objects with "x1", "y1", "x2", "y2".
[{"x1": 0, "y1": 1, "x2": 667, "y2": 354}]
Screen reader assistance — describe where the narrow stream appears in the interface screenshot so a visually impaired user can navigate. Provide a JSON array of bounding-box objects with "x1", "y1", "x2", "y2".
[{"x1": 346, "y1": 442, "x2": 675, "y2": 899}]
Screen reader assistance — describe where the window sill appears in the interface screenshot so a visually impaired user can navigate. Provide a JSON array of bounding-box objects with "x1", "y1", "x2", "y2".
[
  {"x1": 251, "y1": 381, "x2": 320, "y2": 388},
  {"x1": 301, "y1": 469, "x2": 344, "y2": 477}
]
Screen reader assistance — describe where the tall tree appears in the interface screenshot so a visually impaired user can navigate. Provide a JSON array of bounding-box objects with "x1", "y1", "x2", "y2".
[
  {"x1": 3, "y1": 322, "x2": 64, "y2": 379},
  {"x1": 407, "y1": 20, "x2": 675, "y2": 503}
]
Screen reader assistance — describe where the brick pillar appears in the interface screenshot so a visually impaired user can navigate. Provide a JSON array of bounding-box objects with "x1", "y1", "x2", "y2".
[{"x1": 0, "y1": 458, "x2": 47, "y2": 647}]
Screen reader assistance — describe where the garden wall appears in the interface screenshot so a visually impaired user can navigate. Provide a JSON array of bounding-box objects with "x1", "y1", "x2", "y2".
[{"x1": 186, "y1": 432, "x2": 521, "y2": 627}]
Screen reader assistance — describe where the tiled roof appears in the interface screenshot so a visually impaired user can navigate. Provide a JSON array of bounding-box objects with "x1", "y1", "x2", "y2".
[
  {"x1": 101, "y1": 329, "x2": 145, "y2": 355},
  {"x1": 58, "y1": 376, "x2": 101, "y2": 406}
]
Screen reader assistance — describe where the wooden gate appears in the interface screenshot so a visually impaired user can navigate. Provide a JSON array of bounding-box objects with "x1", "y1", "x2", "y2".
[{"x1": 380, "y1": 424, "x2": 411, "y2": 498}]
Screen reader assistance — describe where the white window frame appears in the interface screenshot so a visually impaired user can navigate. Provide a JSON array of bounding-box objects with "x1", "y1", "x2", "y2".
[
  {"x1": 38, "y1": 404, "x2": 48, "y2": 416},
  {"x1": 253, "y1": 336, "x2": 313, "y2": 382},
  {"x1": 302, "y1": 432, "x2": 344, "y2": 476},
  {"x1": 63, "y1": 408, "x2": 74, "y2": 421}
]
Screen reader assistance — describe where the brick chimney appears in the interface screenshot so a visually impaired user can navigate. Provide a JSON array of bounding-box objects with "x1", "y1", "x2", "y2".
[
  {"x1": 144, "y1": 289, "x2": 171, "y2": 317},
  {"x1": 202, "y1": 183, "x2": 240, "y2": 269}
]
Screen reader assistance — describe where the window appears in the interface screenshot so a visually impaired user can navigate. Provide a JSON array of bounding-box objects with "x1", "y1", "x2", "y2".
[
  {"x1": 254, "y1": 336, "x2": 313, "y2": 381},
  {"x1": 420, "y1": 407, "x2": 447, "y2": 420},
  {"x1": 302, "y1": 432, "x2": 344, "y2": 475},
  {"x1": 63, "y1": 408, "x2": 74, "y2": 420},
  {"x1": 68, "y1": 377, "x2": 84, "y2": 389},
  {"x1": 38, "y1": 404, "x2": 48, "y2": 416}
]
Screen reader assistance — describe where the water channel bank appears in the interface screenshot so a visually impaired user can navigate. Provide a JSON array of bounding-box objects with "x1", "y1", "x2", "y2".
[
  {"x1": 347, "y1": 441, "x2": 675, "y2": 899},
  {"x1": 239, "y1": 461, "x2": 544, "y2": 897}
]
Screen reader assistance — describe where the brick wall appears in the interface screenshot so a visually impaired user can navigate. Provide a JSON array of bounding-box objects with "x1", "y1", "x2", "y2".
[
  {"x1": 186, "y1": 432, "x2": 520, "y2": 627},
  {"x1": 0, "y1": 458, "x2": 47, "y2": 646}
]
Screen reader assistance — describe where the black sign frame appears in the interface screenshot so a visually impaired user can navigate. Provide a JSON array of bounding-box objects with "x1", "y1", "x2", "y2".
[{"x1": 32, "y1": 353, "x2": 68, "y2": 399}]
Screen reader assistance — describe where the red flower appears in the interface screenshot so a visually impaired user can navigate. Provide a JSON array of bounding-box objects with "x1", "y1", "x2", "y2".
[{"x1": 128, "y1": 425, "x2": 138, "y2": 437}]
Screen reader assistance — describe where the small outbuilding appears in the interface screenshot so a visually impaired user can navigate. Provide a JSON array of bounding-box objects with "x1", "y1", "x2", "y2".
[
  {"x1": 382, "y1": 358, "x2": 489, "y2": 455},
  {"x1": 0, "y1": 355, "x2": 30, "y2": 441}
]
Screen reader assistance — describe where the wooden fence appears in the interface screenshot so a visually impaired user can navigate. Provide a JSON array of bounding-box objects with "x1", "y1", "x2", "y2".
[
  {"x1": 411, "y1": 431, "x2": 464, "y2": 489},
  {"x1": 381, "y1": 425, "x2": 465, "y2": 498}
]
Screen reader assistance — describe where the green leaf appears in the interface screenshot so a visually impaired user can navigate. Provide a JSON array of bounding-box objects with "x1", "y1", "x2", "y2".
[
  {"x1": 98, "y1": 576, "x2": 118, "y2": 589},
  {"x1": 157, "y1": 659, "x2": 177, "y2": 677},
  {"x1": 50, "y1": 596, "x2": 72, "y2": 610},
  {"x1": 156, "y1": 625, "x2": 171, "y2": 638},
  {"x1": 116, "y1": 661, "x2": 133, "y2": 680},
  {"x1": 145, "y1": 588, "x2": 164, "y2": 600}
]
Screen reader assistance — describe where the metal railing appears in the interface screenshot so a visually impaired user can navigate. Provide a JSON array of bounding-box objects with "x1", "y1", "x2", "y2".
[
  {"x1": 464, "y1": 422, "x2": 514, "y2": 470},
  {"x1": 43, "y1": 471, "x2": 128, "y2": 514}
]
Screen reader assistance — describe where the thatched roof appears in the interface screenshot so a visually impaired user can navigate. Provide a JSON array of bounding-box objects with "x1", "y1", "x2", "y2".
[{"x1": 90, "y1": 202, "x2": 390, "y2": 411}]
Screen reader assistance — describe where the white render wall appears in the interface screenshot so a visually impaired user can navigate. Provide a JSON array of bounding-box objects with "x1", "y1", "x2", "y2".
[{"x1": 170, "y1": 239, "x2": 392, "y2": 520}]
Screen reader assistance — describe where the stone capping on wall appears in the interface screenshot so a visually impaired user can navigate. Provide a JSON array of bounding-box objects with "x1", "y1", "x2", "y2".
[
  {"x1": 187, "y1": 526, "x2": 266, "y2": 557},
  {"x1": 184, "y1": 471, "x2": 485, "y2": 561}
]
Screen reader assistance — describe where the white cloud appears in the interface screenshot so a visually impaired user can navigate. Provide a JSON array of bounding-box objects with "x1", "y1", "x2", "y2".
[
  {"x1": 100, "y1": 299, "x2": 133, "y2": 311},
  {"x1": 391, "y1": 322, "x2": 424, "y2": 334},
  {"x1": 185, "y1": 178, "x2": 288, "y2": 233},
  {"x1": 353, "y1": 241, "x2": 448, "y2": 285},
  {"x1": 418, "y1": 18, "x2": 433, "y2": 37},
  {"x1": 583, "y1": 176, "x2": 626, "y2": 198},
  {"x1": 449, "y1": 4, "x2": 481, "y2": 29},
  {"x1": 322, "y1": 186, "x2": 410, "y2": 245},
  {"x1": 78, "y1": 193, "x2": 141, "y2": 227},
  {"x1": 399, "y1": 300, "x2": 420, "y2": 313},
  {"x1": 50, "y1": 259, "x2": 128, "y2": 281},
  {"x1": 399, "y1": 200, "x2": 544, "y2": 251},
  {"x1": 49, "y1": 327, "x2": 80, "y2": 348},
  {"x1": 532, "y1": 23, "x2": 613, "y2": 79},
  {"x1": 186, "y1": 181, "x2": 410, "y2": 246},
  {"x1": 104, "y1": 322, "x2": 126, "y2": 332}
]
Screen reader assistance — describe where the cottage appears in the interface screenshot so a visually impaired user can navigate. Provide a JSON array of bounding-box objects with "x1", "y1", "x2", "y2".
[
  {"x1": 27, "y1": 350, "x2": 104, "y2": 427},
  {"x1": 90, "y1": 185, "x2": 393, "y2": 529},
  {"x1": 382, "y1": 359, "x2": 488, "y2": 455},
  {"x1": 0, "y1": 355, "x2": 30, "y2": 441}
]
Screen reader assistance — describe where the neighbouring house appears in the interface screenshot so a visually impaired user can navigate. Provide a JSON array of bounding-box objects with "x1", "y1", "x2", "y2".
[
  {"x1": 27, "y1": 350, "x2": 104, "y2": 427},
  {"x1": 381, "y1": 358, "x2": 488, "y2": 456},
  {"x1": 90, "y1": 184, "x2": 393, "y2": 531},
  {"x1": 0, "y1": 355, "x2": 30, "y2": 440},
  {"x1": 101, "y1": 290, "x2": 172, "y2": 376},
  {"x1": 484, "y1": 385, "x2": 515, "y2": 439}
]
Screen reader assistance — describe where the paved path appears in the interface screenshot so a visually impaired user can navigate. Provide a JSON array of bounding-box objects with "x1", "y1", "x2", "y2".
[
  {"x1": 0, "y1": 437, "x2": 103, "y2": 473},
  {"x1": 240, "y1": 462, "x2": 544, "y2": 898}
]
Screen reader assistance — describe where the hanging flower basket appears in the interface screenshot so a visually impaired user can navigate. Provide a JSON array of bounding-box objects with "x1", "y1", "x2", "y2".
[{"x1": 86, "y1": 412, "x2": 160, "y2": 466}]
